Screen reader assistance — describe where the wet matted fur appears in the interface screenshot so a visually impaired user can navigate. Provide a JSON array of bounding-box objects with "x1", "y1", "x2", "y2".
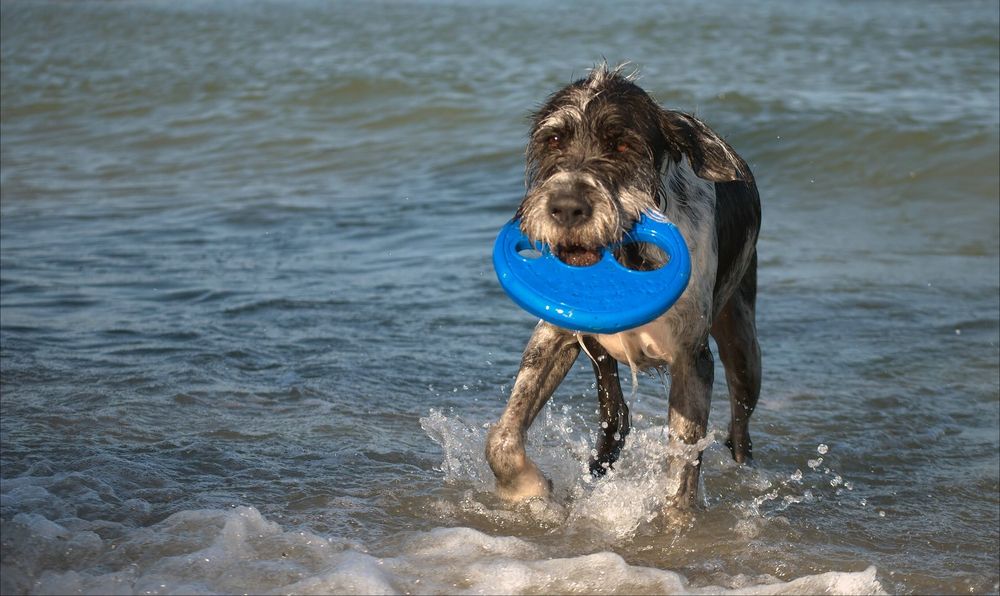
[{"x1": 486, "y1": 64, "x2": 762, "y2": 512}]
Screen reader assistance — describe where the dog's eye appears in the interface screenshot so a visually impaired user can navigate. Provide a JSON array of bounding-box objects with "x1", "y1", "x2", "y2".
[
  {"x1": 547, "y1": 135, "x2": 562, "y2": 150},
  {"x1": 609, "y1": 140, "x2": 629, "y2": 154}
]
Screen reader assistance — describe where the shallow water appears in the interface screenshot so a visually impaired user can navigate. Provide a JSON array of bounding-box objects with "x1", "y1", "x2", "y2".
[{"x1": 1, "y1": 0, "x2": 998, "y2": 594}]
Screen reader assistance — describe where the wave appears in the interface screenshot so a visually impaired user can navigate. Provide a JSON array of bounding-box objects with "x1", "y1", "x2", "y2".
[
  {"x1": 1, "y1": 406, "x2": 889, "y2": 595},
  {"x1": 1, "y1": 505, "x2": 884, "y2": 595}
]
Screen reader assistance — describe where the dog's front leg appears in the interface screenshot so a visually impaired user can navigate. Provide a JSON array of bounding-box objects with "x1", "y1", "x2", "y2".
[
  {"x1": 665, "y1": 342, "x2": 714, "y2": 510},
  {"x1": 582, "y1": 336, "x2": 630, "y2": 477},
  {"x1": 486, "y1": 321, "x2": 579, "y2": 501}
]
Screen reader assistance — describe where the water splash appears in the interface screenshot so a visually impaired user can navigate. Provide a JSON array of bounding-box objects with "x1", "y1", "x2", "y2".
[{"x1": 421, "y1": 407, "x2": 716, "y2": 541}]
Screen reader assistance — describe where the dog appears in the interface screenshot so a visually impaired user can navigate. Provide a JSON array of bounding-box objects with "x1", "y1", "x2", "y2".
[{"x1": 485, "y1": 64, "x2": 761, "y2": 511}]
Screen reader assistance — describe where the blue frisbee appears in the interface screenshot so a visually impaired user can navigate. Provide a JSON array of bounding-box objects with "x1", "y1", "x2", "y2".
[{"x1": 492, "y1": 213, "x2": 691, "y2": 334}]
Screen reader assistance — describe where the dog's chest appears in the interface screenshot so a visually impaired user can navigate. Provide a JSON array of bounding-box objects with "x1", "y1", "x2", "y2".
[
  {"x1": 592, "y1": 318, "x2": 678, "y2": 369},
  {"x1": 588, "y1": 158, "x2": 718, "y2": 370}
]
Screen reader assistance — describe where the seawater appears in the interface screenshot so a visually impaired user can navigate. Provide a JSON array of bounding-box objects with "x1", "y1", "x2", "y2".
[{"x1": 1, "y1": 1, "x2": 998, "y2": 594}]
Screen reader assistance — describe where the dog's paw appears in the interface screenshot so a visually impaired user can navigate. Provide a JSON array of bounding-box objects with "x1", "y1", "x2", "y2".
[
  {"x1": 494, "y1": 462, "x2": 552, "y2": 502},
  {"x1": 725, "y1": 436, "x2": 755, "y2": 466}
]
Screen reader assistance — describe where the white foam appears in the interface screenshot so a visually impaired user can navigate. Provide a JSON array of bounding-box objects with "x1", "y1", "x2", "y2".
[
  {"x1": 1, "y1": 412, "x2": 886, "y2": 595},
  {"x1": 2, "y1": 505, "x2": 885, "y2": 595}
]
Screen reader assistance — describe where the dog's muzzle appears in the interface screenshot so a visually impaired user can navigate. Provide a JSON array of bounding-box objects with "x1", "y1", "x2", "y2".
[{"x1": 538, "y1": 178, "x2": 604, "y2": 267}]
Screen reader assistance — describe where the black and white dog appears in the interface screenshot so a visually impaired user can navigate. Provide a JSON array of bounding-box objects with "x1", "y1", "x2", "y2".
[{"x1": 486, "y1": 65, "x2": 762, "y2": 511}]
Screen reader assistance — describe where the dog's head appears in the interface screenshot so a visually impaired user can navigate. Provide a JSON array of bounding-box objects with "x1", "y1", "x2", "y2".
[{"x1": 517, "y1": 64, "x2": 745, "y2": 266}]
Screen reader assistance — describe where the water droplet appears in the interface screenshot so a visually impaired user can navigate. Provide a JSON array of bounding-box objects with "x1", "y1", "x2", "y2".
[
  {"x1": 807, "y1": 457, "x2": 823, "y2": 469},
  {"x1": 817, "y1": 443, "x2": 829, "y2": 455},
  {"x1": 790, "y1": 469, "x2": 803, "y2": 482}
]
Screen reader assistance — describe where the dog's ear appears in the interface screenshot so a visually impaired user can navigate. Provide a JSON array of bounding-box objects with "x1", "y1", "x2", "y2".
[{"x1": 660, "y1": 110, "x2": 744, "y2": 182}]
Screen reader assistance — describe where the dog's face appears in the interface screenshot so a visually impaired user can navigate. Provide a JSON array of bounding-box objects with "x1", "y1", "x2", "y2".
[
  {"x1": 517, "y1": 66, "x2": 745, "y2": 266},
  {"x1": 518, "y1": 69, "x2": 666, "y2": 266}
]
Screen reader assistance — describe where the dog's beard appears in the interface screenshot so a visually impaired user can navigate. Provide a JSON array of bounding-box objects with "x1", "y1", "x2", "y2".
[
  {"x1": 518, "y1": 182, "x2": 657, "y2": 267},
  {"x1": 517, "y1": 188, "x2": 615, "y2": 267}
]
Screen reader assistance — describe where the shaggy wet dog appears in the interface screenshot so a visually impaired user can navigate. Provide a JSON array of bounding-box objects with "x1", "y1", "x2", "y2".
[{"x1": 486, "y1": 65, "x2": 761, "y2": 511}]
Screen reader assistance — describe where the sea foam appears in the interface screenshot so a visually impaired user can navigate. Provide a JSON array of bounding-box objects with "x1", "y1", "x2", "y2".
[
  {"x1": 2, "y1": 503, "x2": 885, "y2": 595},
  {"x1": 1, "y1": 405, "x2": 887, "y2": 595}
]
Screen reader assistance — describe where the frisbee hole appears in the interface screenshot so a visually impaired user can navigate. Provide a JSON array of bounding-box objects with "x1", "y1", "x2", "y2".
[
  {"x1": 616, "y1": 241, "x2": 669, "y2": 271},
  {"x1": 515, "y1": 240, "x2": 543, "y2": 260}
]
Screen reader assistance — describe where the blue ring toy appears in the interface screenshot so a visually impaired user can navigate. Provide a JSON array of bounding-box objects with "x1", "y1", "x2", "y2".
[{"x1": 492, "y1": 213, "x2": 691, "y2": 334}]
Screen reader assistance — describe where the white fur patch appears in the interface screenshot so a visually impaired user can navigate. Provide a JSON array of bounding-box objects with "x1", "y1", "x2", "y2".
[{"x1": 590, "y1": 156, "x2": 718, "y2": 368}]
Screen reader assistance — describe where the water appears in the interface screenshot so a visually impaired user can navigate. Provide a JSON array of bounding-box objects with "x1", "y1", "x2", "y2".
[{"x1": 1, "y1": 0, "x2": 998, "y2": 593}]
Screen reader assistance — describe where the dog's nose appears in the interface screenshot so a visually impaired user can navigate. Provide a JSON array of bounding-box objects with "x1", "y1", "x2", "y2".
[{"x1": 548, "y1": 194, "x2": 592, "y2": 228}]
